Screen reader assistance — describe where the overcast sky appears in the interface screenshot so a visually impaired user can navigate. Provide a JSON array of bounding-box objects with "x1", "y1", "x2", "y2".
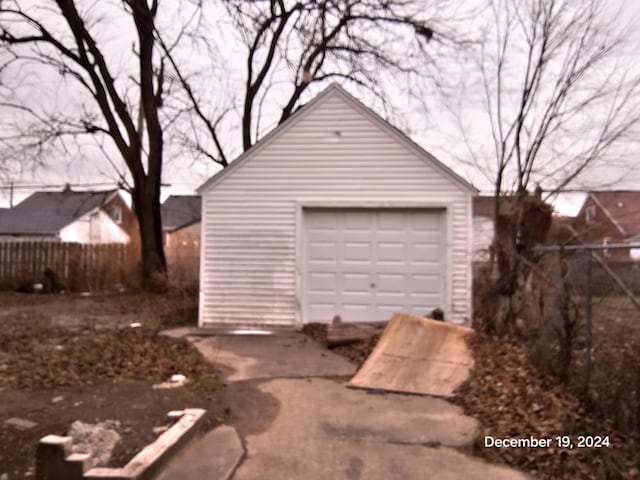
[{"x1": 1, "y1": 0, "x2": 639, "y2": 208}]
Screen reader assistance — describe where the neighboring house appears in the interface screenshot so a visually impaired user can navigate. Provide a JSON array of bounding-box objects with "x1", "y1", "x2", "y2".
[
  {"x1": 0, "y1": 187, "x2": 131, "y2": 244},
  {"x1": 197, "y1": 84, "x2": 477, "y2": 327},
  {"x1": 161, "y1": 195, "x2": 201, "y2": 248},
  {"x1": 573, "y1": 191, "x2": 640, "y2": 260}
]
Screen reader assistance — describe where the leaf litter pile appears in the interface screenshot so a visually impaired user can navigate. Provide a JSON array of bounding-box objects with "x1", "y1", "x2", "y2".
[
  {"x1": 455, "y1": 333, "x2": 640, "y2": 480},
  {"x1": 0, "y1": 322, "x2": 211, "y2": 389}
]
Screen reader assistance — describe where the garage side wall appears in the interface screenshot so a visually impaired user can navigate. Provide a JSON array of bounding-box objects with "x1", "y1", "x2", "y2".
[{"x1": 200, "y1": 93, "x2": 472, "y2": 326}]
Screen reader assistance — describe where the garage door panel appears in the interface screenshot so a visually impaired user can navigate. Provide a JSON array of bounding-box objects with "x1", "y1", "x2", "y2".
[
  {"x1": 376, "y1": 213, "x2": 406, "y2": 231},
  {"x1": 342, "y1": 211, "x2": 373, "y2": 230},
  {"x1": 306, "y1": 230, "x2": 339, "y2": 241},
  {"x1": 308, "y1": 241, "x2": 338, "y2": 261},
  {"x1": 409, "y1": 229, "x2": 443, "y2": 241},
  {"x1": 410, "y1": 274, "x2": 442, "y2": 292},
  {"x1": 307, "y1": 211, "x2": 338, "y2": 228},
  {"x1": 304, "y1": 208, "x2": 445, "y2": 323},
  {"x1": 343, "y1": 242, "x2": 373, "y2": 261},
  {"x1": 377, "y1": 242, "x2": 405, "y2": 262},
  {"x1": 410, "y1": 292, "x2": 443, "y2": 301},
  {"x1": 411, "y1": 243, "x2": 440, "y2": 262},
  {"x1": 307, "y1": 272, "x2": 338, "y2": 292},
  {"x1": 375, "y1": 231, "x2": 410, "y2": 243},
  {"x1": 408, "y1": 306, "x2": 433, "y2": 316},
  {"x1": 342, "y1": 304, "x2": 371, "y2": 315},
  {"x1": 343, "y1": 273, "x2": 371, "y2": 293},
  {"x1": 340, "y1": 264, "x2": 379, "y2": 274},
  {"x1": 307, "y1": 264, "x2": 343, "y2": 274},
  {"x1": 410, "y1": 213, "x2": 444, "y2": 231},
  {"x1": 375, "y1": 273, "x2": 405, "y2": 293}
]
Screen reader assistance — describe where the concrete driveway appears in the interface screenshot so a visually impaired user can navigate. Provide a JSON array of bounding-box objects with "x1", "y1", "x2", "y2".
[
  {"x1": 191, "y1": 332, "x2": 357, "y2": 381},
  {"x1": 158, "y1": 331, "x2": 530, "y2": 480}
]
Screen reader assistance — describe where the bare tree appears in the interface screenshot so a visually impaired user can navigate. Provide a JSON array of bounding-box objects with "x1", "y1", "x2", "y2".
[
  {"x1": 0, "y1": 0, "x2": 169, "y2": 286},
  {"x1": 457, "y1": 0, "x2": 640, "y2": 200},
  {"x1": 0, "y1": 0, "x2": 465, "y2": 286},
  {"x1": 171, "y1": 0, "x2": 466, "y2": 159},
  {"x1": 457, "y1": 0, "x2": 640, "y2": 334}
]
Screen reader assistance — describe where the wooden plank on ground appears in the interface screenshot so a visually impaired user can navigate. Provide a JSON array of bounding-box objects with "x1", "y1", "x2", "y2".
[{"x1": 348, "y1": 313, "x2": 474, "y2": 398}]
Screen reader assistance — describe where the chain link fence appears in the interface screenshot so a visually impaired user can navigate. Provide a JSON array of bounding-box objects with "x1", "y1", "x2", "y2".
[{"x1": 530, "y1": 244, "x2": 640, "y2": 433}]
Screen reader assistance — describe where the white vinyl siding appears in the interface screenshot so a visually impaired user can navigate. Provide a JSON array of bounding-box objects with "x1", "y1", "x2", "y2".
[
  {"x1": 59, "y1": 209, "x2": 130, "y2": 244},
  {"x1": 200, "y1": 89, "x2": 473, "y2": 326}
]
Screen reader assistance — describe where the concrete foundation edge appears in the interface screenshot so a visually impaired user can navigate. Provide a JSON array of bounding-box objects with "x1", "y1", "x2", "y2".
[{"x1": 35, "y1": 408, "x2": 206, "y2": 480}]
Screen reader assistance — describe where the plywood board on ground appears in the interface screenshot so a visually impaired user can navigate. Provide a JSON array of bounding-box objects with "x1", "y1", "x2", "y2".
[{"x1": 348, "y1": 313, "x2": 474, "y2": 398}]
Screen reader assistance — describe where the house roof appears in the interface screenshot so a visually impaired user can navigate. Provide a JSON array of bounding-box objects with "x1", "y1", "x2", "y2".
[
  {"x1": 198, "y1": 84, "x2": 478, "y2": 195},
  {"x1": 0, "y1": 189, "x2": 117, "y2": 235},
  {"x1": 588, "y1": 191, "x2": 640, "y2": 237},
  {"x1": 161, "y1": 195, "x2": 201, "y2": 231}
]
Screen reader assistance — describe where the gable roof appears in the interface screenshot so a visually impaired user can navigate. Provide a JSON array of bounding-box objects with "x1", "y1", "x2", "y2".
[
  {"x1": 587, "y1": 191, "x2": 640, "y2": 237},
  {"x1": 198, "y1": 84, "x2": 478, "y2": 194},
  {"x1": 161, "y1": 195, "x2": 201, "y2": 231},
  {"x1": 0, "y1": 189, "x2": 117, "y2": 235}
]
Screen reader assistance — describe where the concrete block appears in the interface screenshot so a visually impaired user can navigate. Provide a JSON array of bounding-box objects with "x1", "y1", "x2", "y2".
[
  {"x1": 121, "y1": 408, "x2": 205, "y2": 480},
  {"x1": 36, "y1": 409, "x2": 205, "y2": 480},
  {"x1": 85, "y1": 408, "x2": 206, "y2": 480},
  {"x1": 35, "y1": 435, "x2": 84, "y2": 480},
  {"x1": 155, "y1": 425, "x2": 245, "y2": 480}
]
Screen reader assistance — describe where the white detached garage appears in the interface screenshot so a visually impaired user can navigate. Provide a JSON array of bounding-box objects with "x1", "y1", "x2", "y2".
[{"x1": 198, "y1": 85, "x2": 476, "y2": 327}]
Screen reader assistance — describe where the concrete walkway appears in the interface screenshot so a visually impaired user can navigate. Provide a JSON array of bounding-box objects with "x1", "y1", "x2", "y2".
[
  {"x1": 191, "y1": 332, "x2": 357, "y2": 381},
  {"x1": 155, "y1": 332, "x2": 530, "y2": 480},
  {"x1": 233, "y1": 378, "x2": 527, "y2": 480}
]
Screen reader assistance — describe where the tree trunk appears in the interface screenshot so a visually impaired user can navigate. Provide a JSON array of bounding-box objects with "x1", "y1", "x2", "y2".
[
  {"x1": 132, "y1": 178, "x2": 166, "y2": 288},
  {"x1": 130, "y1": 0, "x2": 167, "y2": 290},
  {"x1": 483, "y1": 191, "x2": 552, "y2": 336}
]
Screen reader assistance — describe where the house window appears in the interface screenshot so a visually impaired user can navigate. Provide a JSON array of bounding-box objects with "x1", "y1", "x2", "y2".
[
  {"x1": 586, "y1": 205, "x2": 596, "y2": 224},
  {"x1": 603, "y1": 237, "x2": 611, "y2": 257},
  {"x1": 111, "y1": 206, "x2": 122, "y2": 224}
]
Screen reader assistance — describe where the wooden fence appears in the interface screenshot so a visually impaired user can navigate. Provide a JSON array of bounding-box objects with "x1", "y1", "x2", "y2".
[
  {"x1": 166, "y1": 244, "x2": 200, "y2": 287},
  {"x1": 0, "y1": 241, "x2": 137, "y2": 292}
]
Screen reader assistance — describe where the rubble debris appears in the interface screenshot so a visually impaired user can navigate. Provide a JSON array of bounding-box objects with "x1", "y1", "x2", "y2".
[
  {"x1": 4, "y1": 417, "x2": 38, "y2": 431},
  {"x1": 167, "y1": 410, "x2": 184, "y2": 420},
  {"x1": 68, "y1": 420, "x2": 121, "y2": 469},
  {"x1": 153, "y1": 374, "x2": 189, "y2": 390}
]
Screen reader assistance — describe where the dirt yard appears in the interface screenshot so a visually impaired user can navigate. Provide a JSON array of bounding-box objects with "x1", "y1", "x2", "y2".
[{"x1": 0, "y1": 291, "x2": 227, "y2": 479}]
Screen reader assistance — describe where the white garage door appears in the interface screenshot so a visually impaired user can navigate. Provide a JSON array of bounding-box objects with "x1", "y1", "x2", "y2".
[{"x1": 303, "y1": 208, "x2": 445, "y2": 323}]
